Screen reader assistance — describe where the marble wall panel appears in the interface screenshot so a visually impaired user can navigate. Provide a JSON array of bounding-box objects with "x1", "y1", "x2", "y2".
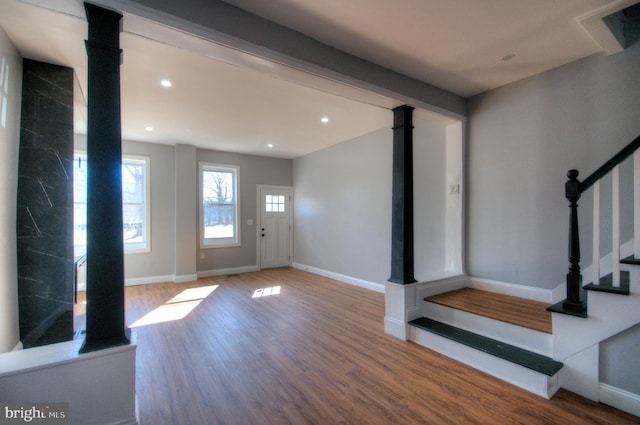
[{"x1": 17, "y1": 59, "x2": 74, "y2": 348}]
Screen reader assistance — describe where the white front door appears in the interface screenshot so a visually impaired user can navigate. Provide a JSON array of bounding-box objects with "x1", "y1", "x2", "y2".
[{"x1": 259, "y1": 186, "x2": 292, "y2": 269}]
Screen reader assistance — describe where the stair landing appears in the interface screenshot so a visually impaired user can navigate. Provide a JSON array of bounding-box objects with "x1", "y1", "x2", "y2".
[{"x1": 425, "y1": 288, "x2": 553, "y2": 334}]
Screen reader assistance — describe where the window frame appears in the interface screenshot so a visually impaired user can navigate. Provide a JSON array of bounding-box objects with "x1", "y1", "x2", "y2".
[
  {"x1": 73, "y1": 152, "x2": 151, "y2": 255},
  {"x1": 121, "y1": 155, "x2": 151, "y2": 253},
  {"x1": 200, "y1": 162, "x2": 241, "y2": 249}
]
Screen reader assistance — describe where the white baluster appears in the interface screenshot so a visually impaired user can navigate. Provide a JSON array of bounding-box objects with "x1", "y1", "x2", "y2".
[
  {"x1": 593, "y1": 181, "x2": 600, "y2": 287},
  {"x1": 612, "y1": 165, "x2": 620, "y2": 287}
]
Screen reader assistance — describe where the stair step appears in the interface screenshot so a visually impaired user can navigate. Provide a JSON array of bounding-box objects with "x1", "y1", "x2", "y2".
[
  {"x1": 584, "y1": 271, "x2": 630, "y2": 295},
  {"x1": 409, "y1": 317, "x2": 563, "y2": 376},
  {"x1": 425, "y1": 288, "x2": 552, "y2": 334},
  {"x1": 620, "y1": 256, "x2": 640, "y2": 265}
]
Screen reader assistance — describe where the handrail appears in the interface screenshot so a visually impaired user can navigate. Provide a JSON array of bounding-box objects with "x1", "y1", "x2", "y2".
[
  {"x1": 551, "y1": 133, "x2": 640, "y2": 317},
  {"x1": 580, "y1": 134, "x2": 640, "y2": 193}
]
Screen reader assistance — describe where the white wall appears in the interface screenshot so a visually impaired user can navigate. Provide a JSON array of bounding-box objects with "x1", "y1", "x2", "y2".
[
  {"x1": 73, "y1": 138, "x2": 293, "y2": 281},
  {"x1": 467, "y1": 41, "x2": 640, "y2": 290},
  {"x1": 123, "y1": 140, "x2": 176, "y2": 281},
  {"x1": 293, "y1": 113, "x2": 451, "y2": 285},
  {"x1": 0, "y1": 26, "x2": 22, "y2": 353},
  {"x1": 75, "y1": 136, "x2": 178, "y2": 283},
  {"x1": 413, "y1": 113, "x2": 447, "y2": 279},
  {"x1": 293, "y1": 127, "x2": 392, "y2": 284},
  {"x1": 600, "y1": 322, "x2": 640, "y2": 394},
  {"x1": 175, "y1": 144, "x2": 197, "y2": 281},
  {"x1": 196, "y1": 149, "x2": 293, "y2": 273}
]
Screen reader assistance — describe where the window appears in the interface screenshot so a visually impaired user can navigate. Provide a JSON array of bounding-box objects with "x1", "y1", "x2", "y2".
[
  {"x1": 201, "y1": 163, "x2": 240, "y2": 247},
  {"x1": 73, "y1": 153, "x2": 150, "y2": 256},
  {"x1": 265, "y1": 195, "x2": 285, "y2": 212},
  {"x1": 121, "y1": 157, "x2": 149, "y2": 251},
  {"x1": 0, "y1": 56, "x2": 9, "y2": 128}
]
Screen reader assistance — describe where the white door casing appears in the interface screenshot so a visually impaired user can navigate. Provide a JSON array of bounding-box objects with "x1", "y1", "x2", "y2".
[{"x1": 258, "y1": 186, "x2": 292, "y2": 269}]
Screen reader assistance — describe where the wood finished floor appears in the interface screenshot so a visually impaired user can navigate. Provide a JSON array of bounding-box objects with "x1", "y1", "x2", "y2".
[
  {"x1": 121, "y1": 268, "x2": 639, "y2": 425},
  {"x1": 425, "y1": 288, "x2": 553, "y2": 334}
]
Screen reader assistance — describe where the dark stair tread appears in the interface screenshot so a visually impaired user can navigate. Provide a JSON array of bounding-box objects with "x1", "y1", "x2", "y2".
[
  {"x1": 409, "y1": 317, "x2": 563, "y2": 376},
  {"x1": 621, "y1": 256, "x2": 640, "y2": 265},
  {"x1": 584, "y1": 271, "x2": 630, "y2": 295}
]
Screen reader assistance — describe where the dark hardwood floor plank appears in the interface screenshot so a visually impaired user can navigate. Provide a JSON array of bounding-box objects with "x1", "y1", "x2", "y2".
[{"x1": 114, "y1": 268, "x2": 639, "y2": 425}]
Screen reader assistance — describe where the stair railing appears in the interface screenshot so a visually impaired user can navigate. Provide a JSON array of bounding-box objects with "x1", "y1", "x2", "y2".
[{"x1": 557, "y1": 134, "x2": 640, "y2": 317}]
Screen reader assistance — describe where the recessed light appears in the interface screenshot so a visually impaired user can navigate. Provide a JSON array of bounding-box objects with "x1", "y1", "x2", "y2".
[
  {"x1": 160, "y1": 79, "x2": 172, "y2": 87},
  {"x1": 267, "y1": 144, "x2": 274, "y2": 148},
  {"x1": 501, "y1": 53, "x2": 516, "y2": 62},
  {"x1": 145, "y1": 126, "x2": 153, "y2": 131},
  {"x1": 321, "y1": 117, "x2": 329, "y2": 124}
]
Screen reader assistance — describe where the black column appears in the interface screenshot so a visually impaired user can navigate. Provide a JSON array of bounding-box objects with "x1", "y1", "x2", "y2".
[
  {"x1": 80, "y1": 3, "x2": 129, "y2": 353},
  {"x1": 388, "y1": 105, "x2": 417, "y2": 284}
]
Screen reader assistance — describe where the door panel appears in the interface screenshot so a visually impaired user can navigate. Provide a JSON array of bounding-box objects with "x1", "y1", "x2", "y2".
[{"x1": 260, "y1": 187, "x2": 292, "y2": 269}]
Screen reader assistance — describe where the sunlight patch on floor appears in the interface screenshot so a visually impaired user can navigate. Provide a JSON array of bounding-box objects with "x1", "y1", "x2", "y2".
[
  {"x1": 252, "y1": 286, "x2": 281, "y2": 298},
  {"x1": 129, "y1": 285, "x2": 219, "y2": 327}
]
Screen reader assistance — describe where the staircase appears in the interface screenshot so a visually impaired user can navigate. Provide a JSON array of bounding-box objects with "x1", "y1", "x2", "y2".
[
  {"x1": 403, "y1": 134, "x2": 640, "y2": 410},
  {"x1": 408, "y1": 288, "x2": 562, "y2": 398}
]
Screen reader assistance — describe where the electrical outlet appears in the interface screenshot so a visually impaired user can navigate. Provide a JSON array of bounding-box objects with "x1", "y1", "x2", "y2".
[{"x1": 199, "y1": 252, "x2": 205, "y2": 260}]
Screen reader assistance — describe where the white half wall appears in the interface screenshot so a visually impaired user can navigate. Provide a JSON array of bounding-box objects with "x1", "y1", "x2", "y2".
[{"x1": 0, "y1": 340, "x2": 138, "y2": 425}]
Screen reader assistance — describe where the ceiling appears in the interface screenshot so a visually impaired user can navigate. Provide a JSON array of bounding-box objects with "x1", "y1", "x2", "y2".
[
  {"x1": 223, "y1": 0, "x2": 633, "y2": 97},
  {"x1": 0, "y1": 0, "x2": 635, "y2": 158}
]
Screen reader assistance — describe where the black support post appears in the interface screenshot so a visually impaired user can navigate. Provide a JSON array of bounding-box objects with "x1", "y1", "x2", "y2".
[
  {"x1": 80, "y1": 3, "x2": 129, "y2": 353},
  {"x1": 388, "y1": 105, "x2": 417, "y2": 284}
]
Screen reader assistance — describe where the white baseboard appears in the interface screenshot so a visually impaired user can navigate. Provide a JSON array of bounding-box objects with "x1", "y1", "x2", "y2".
[
  {"x1": 551, "y1": 283, "x2": 567, "y2": 304},
  {"x1": 468, "y1": 276, "x2": 554, "y2": 303},
  {"x1": 78, "y1": 266, "x2": 260, "y2": 290},
  {"x1": 197, "y1": 265, "x2": 259, "y2": 279},
  {"x1": 599, "y1": 383, "x2": 640, "y2": 417},
  {"x1": 76, "y1": 274, "x2": 176, "y2": 291},
  {"x1": 292, "y1": 262, "x2": 385, "y2": 293},
  {"x1": 174, "y1": 274, "x2": 198, "y2": 283},
  {"x1": 126, "y1": 274, "x2": 176, "y2": 286}
]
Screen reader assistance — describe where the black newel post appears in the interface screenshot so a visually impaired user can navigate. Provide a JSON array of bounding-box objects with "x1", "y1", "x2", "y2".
[
  {"x1": 388, "y1": 105, "x2": 417, "y2": 284},
  {"x1": 563, "y1": 169, "x2": 586, "y2": 314},
  {"x1": 80, "y1": 3, "x2": 129, "y2": 353}
]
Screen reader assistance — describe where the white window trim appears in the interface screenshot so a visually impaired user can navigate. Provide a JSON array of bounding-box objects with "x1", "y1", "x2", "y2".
[
  {"x1": 73, "y1": 152, "x2": 151, "y2": 254},
  {"x1": 123, "y1": 154, "x2": 151, "y2": 254},
  {"x1": 200, "y1": 162, "x2": 241, "y2": 249}
]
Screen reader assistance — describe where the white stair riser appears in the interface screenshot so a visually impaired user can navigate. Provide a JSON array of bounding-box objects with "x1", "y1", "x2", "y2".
[
  {"x1": 553, "y1": 266, "x2": 640, "y2": 361},
  {"x1": 423, "y1": 301, "x2": 553, "y2": 356},
  {"x1": 409, "y1": 326, "x2": 560, "y2": 399}
]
